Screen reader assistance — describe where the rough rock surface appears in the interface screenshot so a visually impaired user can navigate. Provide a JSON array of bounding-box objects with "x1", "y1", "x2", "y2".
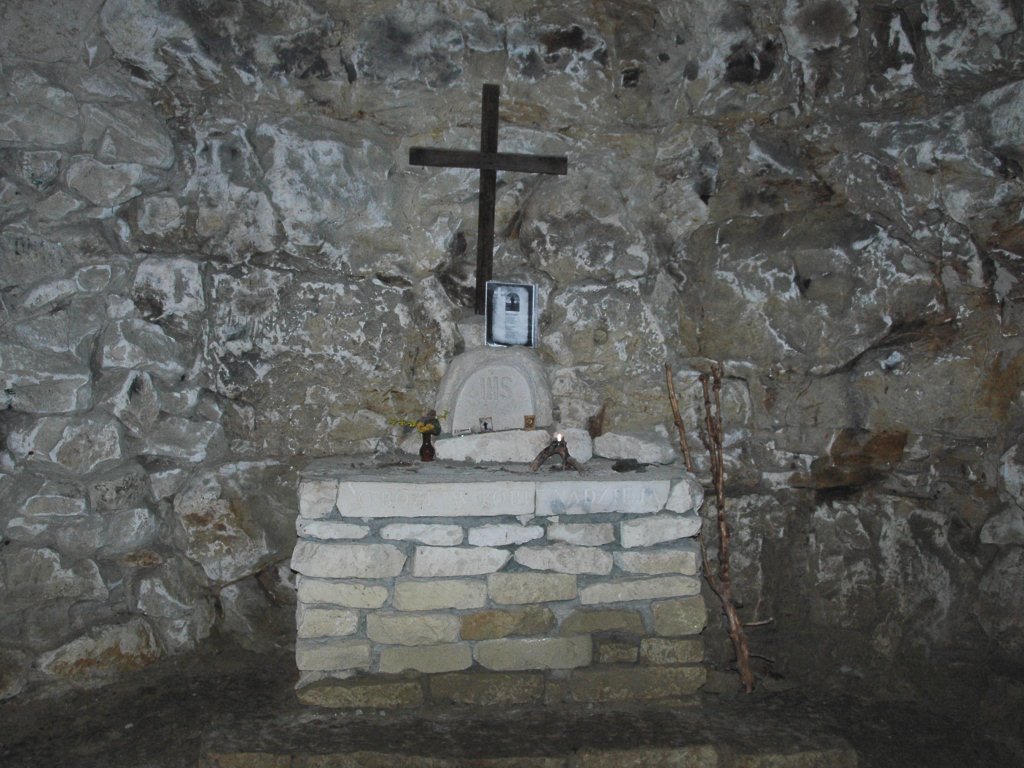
[{"x1": 0, "y1": 0, "x2": 1021, "y2": 700}]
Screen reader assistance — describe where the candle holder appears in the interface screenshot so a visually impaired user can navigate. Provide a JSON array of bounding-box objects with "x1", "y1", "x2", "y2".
[{"x1": 530, "y1": 432, "x2": 584, "y2": 473}]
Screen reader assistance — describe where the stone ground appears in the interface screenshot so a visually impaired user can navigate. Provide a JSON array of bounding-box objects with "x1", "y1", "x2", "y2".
[{"x1": 1, "y1": 636, "x2": 1021, "y2": 768}]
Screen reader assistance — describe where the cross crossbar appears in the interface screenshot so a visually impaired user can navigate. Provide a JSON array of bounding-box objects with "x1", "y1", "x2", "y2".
[
  {"x1": 409, "y1": 148, "x2": 567, "y2": 175},
  {"x1": 409, "y1": 84, "x2": 568, "y2": 315}
]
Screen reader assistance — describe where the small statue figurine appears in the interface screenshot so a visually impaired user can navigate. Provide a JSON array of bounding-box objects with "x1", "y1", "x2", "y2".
[{"x1": 416, "y1": 409, "x2": 442, "y2": 462}]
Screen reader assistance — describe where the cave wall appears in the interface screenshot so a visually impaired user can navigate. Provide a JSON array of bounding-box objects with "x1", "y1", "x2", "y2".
[{"x1": 1, "y1": 0, "x2": 1022, "y2": 698}]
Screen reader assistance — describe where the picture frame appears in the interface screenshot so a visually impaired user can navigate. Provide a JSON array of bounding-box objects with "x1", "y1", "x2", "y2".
[{"x1": 485, "y1": 281, "x2": 537, "y2": 348}]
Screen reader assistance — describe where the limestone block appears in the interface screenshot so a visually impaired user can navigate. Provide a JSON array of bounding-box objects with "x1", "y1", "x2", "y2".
[
  {"x1": 429, "y1": 671, "x2": 545, "y2": 706},
  {"x1": 291, "y1": 541, "x2": 406, "y2": 579},
  {"x1": 253, "y1": 121, "x2": 395, "y2": 255},
  {"x1": 651, "y1": 598, "x2": 708, "y2": 634},
  {"x1": 18, "y1": 150, "x2": 61, "y2": 188},
  {"x1": 81, "y1": 103, "x2": 175, "y2": 167},
  {"x1": 296, "y1": 518, "x2": 370, "y2": 541},
  {"x1": 136, "y1": 195, "x2": 183, "y2": 237},
  {"x1": 1001, "y1": 443, "x2": 1024, "y2": 504},
  {"x1": 639, "y1": 637, "x2": 703, "y2": 665},
  {"x1": 56, "y1": 417, "x2": 123, "y2": 474},
  {"x1": 12, "y1": 295, "x2": 104, "y2": 357},
  {"x1": 580, "y1": 576, "x2": 700, "y2": 605},
  {"x1": 338, "y1": 480, "x2": 533, "y2": 518},
  {"x1": 559, "y1": 428, "x2": 594, "y2": 462},
  {"x1": 393, "y1": 579, "x2": 487, "y2": 610},
  {"x1": 132, "y1": 562, "x2": 203, "y2": 621},
  {"x1": 86, "y1": 463, "x2": 149, "y2": 511},
  {"x1": 130, "y1": 561, "x2": 215, "y2": 652},
  {"x1": 296, "y1": 606, "x2": 359, "y2": 639},
  {"x1": 0, "y1": 649, "x2": 29, "y2": 701},
  {"x1": 513, "y1": 545, "x2": 613, "y2": 575},
  {"x1": 0, "y1": 343, "x2": 92, "y2": 414},
  {"x1": 8, "y1": 416, "x2": 122, "y2": 474},
  {"x1": 41, "y1": 622, "x2": 159, "y2": 688},
  {"x1": 299, "y1": 479, "x2": 339, "y2": 519},
  {"x1": 593, "y1": 430, "x2": 677, "y2": 464},
  {"x1": 474, "y1": 636, "x2": 592, "y2": 671},
  {"x1": 614, "y1": 543, "x2": 699, "y2": 576},
  {"x1": 411, "y1": 546, "x2": 510, "y2": 577},
  {"x1": 21, "y1": 278, "x2": 78, "y2": 310},
  {"x1": 100, "y1": 507, "x2": 158, "y2": 555},
  {"x1": 619, "y1": 513, "x2": 701, "y2": 548},
  {"x1": 460, "y1": 607, "x2": 556, "y2": 640},
  {"x1": 536, "y1": 479, "x2": 670, "y2": 516},
  {"x1": 175, "y1": 476, "x2": 271, "y2": 584},
  {"x1": 546, "y1": 522, "x2": 615, "y2": 546},
  {"x1": 381, "y1": 523, "x2": 464, "y2": 546},
  {"x1": 37, "y1": 618, "x2": 162, "y2": 682},
  {"x1": 295, "y1": 639, "x2": 371, "y2": 671},
  {"x1": 297, "y1": 677, "x2": 422, "y2": 708},
  {"x1": 487, "y1": 572, "x2": 578, "y2": 604},
  {"x1": 666, "y1": 477, "x2": 704, "y2": 514},
  {"x1": 132, "y1": 256, "x2": 204, "y2": 316},
  {"x1": 75, "y1": 264, "x2": 113, "y2": 292},
  {"x1": 595, "y1": 639, "x2": 639, "y2": 664},
  {"x1": 35, "y1": 192, "x2": 84, "y2": 221},
  {"x1": 568, "y1": 666, "x2": 706, "y2": 702},
  {"x1": 366, "y1": 613, "x2": 460, "y2": 646},
  {"x1": 558, "y1": 609, "x2": 646, "y2": 636},
  {"x1": 980, "y1": 507, "x2": 1024, "y2": 546},
  {"x1": 297, "y1": 577, "x2": 388, "y2": 609},
  {"x1": 150, "y1": 468, "x2": 186, "y2": 500},
  {"x1": 140, "y1": 417, "x2": 224, "y2": 463},
  {"x1": 468, "y1": 523, "x2": 544, "y2": 547},
  {"x1": 435, "y1": 346, "x2": 554, "y2": 434},
  {"x1": 378, "y1": 643, "x2": 472, "y2": 674},
  {"x1": 20, "y1": 488, "x2": 87, "y2": 519},
  {"x1": 3, "y1": 547, "x2": 107, "y2": 602},
  {"x1": 100, "y1": 319, "x2": 185, "y2": 380},
  {"x1": 0, "y1": 98, "x2": 79, "y2": 146},
  {"x1": 66, "y1": 157, "x2": 148, "y2": 207},
  {"x1": 0, "y1": 227, "x2": 75, "y2": 291},
  {"x1": 434, "y1": 430, "x2": 553, "y2": 463}
]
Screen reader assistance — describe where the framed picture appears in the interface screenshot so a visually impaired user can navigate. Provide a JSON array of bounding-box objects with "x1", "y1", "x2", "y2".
[{"x1": 485, "y1": 281, "x2": 536, "y2": 347}]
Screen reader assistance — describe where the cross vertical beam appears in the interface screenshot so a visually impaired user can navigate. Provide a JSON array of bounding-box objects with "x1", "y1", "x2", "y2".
[
  {"x1": 409, "y1": 84, "x2": 568, "y2": 315},
  {"x1": 476, "y1": 84, "x2": 499, "y2": 315}
]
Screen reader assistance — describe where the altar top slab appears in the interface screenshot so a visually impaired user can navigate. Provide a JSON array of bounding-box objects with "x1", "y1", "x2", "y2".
[
  {"x1": 300, "y1": 457, "x2": 688, "y2": 484},
  {"x1": 299, "y1": 458, "x2": 702, "y2": 519}
]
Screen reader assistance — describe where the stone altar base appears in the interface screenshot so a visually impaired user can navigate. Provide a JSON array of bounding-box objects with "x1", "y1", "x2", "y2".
[{"x1": 291, "y1": 458, "x2": 708, "y2": 708}]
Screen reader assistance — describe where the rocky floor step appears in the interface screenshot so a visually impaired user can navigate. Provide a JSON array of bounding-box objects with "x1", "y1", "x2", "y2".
[{"x1": 197, "y1": 703, "x2": 858, "y2": 768}]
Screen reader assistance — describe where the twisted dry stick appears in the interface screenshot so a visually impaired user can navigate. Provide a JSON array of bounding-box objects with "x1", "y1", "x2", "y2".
[
  {"x1": 699, "y1": 364, "x2": 755, "y2": 693},
  {"x1": 666, "y1": 361, "x2": 754, "y2": 693},
  {"x1": 664, "y1": 364, "x2": 694, "y2": 472}
]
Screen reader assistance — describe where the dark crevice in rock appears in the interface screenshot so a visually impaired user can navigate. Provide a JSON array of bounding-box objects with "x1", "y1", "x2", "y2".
[
  {"x1": 724, "y1": 39, "x2": 779, "y2": 84},
  {"x1": 339, "y1": 54, "x2": 358, "y2": 84},
  {"x1": 540, "y1": 26, "x2": 587, "y2": 53},
  {"x1": 437, "y1": 231, "x2": 475, "y2": 309},
  {"x1": 374, "y1": 274, "x2": 412, "y2": 288},
  {"x1": 818, "y1": 315, "x2": 957, "y2": 376}
]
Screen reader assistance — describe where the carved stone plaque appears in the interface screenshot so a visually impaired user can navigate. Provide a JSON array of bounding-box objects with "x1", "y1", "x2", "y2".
[{"x1": 435, "y1": 346, "x2": 552, "y2": 435}]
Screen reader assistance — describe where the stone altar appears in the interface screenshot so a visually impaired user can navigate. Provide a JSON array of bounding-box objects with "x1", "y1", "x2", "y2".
[{"x1": 290, "y1": 457, "x2": 707, "y2": 708}]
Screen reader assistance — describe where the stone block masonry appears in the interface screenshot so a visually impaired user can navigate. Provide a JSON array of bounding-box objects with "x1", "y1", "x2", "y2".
[{"x1": 291, "y1": 459, "x2": 707, "y2": 707}]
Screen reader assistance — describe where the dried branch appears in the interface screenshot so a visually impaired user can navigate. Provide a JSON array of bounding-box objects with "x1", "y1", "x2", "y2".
[
  {"x1": 696, "y1": 363, "x2": 755, "y2": 694},
  {"x1": 664, "y1": 364, "x2": 694, "y2": 472}
]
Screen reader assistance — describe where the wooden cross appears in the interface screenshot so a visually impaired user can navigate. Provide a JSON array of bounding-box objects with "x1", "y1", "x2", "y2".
[{"x1": 409, "y1": 83, "x2": 568, "y2": 315}]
